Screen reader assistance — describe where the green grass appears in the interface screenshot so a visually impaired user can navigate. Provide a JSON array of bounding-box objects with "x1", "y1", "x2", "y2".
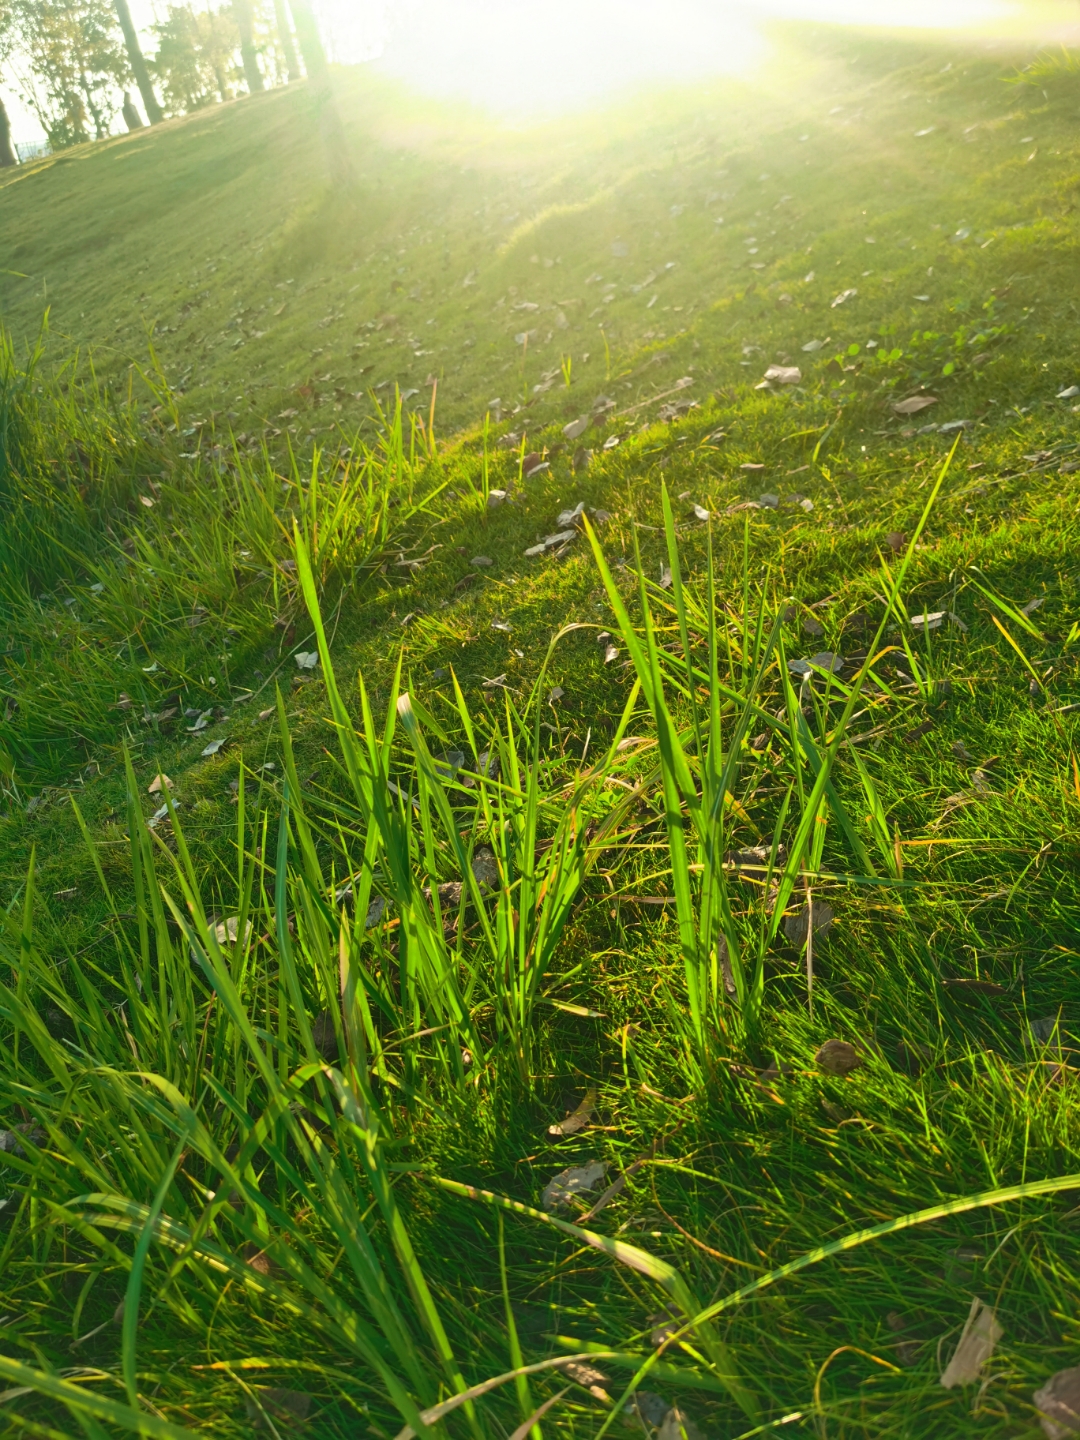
[{"x1": 3, "y1": 21, "x2": 1080, "y2": 1438}]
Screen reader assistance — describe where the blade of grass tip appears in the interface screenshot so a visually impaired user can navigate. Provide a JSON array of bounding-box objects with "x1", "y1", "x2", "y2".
[
  {"x1": 0, "y1": 1354, "x2": 200, "y2": 1440},
  {"x1": 121, "y1": 1131, "x2": 192, "y2": 1410},
  {"x1": 508, "y1": 1389, "x2": 570, "y2": 1440},
  {"x1": 391, "y1": 1357, "x2": 619, "y2": 1440},
  {"x1": 988, "y1": 612, "x2": 1061, "y2": 728},
  {"x1": 965, "y1": 569, "x2": 1046, "y2": 641}
]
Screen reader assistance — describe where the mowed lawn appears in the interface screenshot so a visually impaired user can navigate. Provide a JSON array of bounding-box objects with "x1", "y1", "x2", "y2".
[{"x1": 2, "y1": 23, "x2": 1080, "y2": 1440}]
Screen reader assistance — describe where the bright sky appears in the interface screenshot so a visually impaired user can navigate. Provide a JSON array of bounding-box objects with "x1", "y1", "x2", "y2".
[{"x1": 0, "y1": 0, "x2": 1052, "y2": 147}]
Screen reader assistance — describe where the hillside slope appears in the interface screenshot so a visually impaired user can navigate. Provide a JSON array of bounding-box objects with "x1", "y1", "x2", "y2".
[{"x1": 2, "y1": 26, "x2": 1080, "y2": 1440}]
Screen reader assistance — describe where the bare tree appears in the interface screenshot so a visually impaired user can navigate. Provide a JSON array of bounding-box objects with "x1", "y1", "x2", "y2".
[
  {"x1": 271, "y1": 0, "x2": 298, "y2": 82},
  {"x1": 112, "y1": 0, "x2": 162, "y2": 121},
  {"x1": 287, "y1": 0, "x2": 324, "y2": 79},
  {"x1": 0, "y1": 92, "x2": 16, "y2": 164},
  {"x1": 0, "y1": 0, "x2": 20, "y2": 162},
  {"x1": 232, "y1": 0, "x2": 262, "y2": 93}
]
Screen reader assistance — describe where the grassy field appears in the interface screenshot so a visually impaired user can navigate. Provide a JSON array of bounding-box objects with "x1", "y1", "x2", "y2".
[{"x1": 3, "y1": 21, "x2": 1080, "y2": 1438}]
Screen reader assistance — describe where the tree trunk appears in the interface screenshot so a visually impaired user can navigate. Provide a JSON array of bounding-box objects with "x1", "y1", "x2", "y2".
[
  {"x1": 234, "y1": 0, "x2": 265, "y2": 94},
  {"x1": 114, "y1": 0, "x2": 164, "y2": 123},
  {"x1": 0, "y1": 95, "x2": 16, "y2": 166},
  {"x1": 288, "y1": 0, "x2": 326, "y2": 79},
  {"x1": 272, "y1": 0, "x2": 301, "y2": 82},
  {"x1": 214, "y1": 64, "x2": 232, "y2": 105}
]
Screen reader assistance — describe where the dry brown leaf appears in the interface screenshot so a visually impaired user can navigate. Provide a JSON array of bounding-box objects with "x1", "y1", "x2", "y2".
[
  {"x1": 147, "y1": 774, "x2": 172, "y2": 795},
  {"x1": 659, "y1": 1406, "x2": 703, "y2": 1440},
  {"x1": 471, "y1": 847, "x2": 500, "y2": 888},
  {"x1": 542, "y1": 1160, "x2": 607, "y2": 1210},
  {"x1": 943, "y1": 977, "x2": 1005, "y2": 997},
  {"x1": 886, "y1": 530, "x2": 906, "y2": 553},
  {"x1": 763, "y1": 364, "x2": 802, "y2": 385},
  {"x1": 548, "y1": 1088, "x2": 597, "y2": 1137},
  {"x1": 814, "y1": 1038, "x2": 863, "y2": 1076},
  {"x1": 785, "y1": 902, "x2": 835, "y2": 947},
  {"x1": 940, "y1": 1297, "x2": 1002, "y2": 1388},
  {"x1": 560, "y1": 1360, "x2": 610, "y2": 1400},
  {"x1": 1034, "y1": 1365, "x2": 1080, "y2": 1438},
  {"x1": 893, "y1": 395, "x2": 939, "y2": 416},
  {"x1": 244, "y1": 1386, "x2": 312, "y2": 1429},
  {"x1": 213, "y1": 916, "x2": 252, "y2": 947}
]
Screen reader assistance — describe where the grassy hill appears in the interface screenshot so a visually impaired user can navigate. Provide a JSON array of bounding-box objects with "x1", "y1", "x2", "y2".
[{"x1": 3, "y1": 24, "x2": 1080, "y2": 1439}]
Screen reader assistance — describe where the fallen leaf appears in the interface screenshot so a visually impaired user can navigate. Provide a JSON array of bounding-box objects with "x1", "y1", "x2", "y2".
[
  {"x1": 659, "y1": 1407, "x2": 702, "y2": 1440},
  {"x1": 831, "y1": 288, "x2": 858, "y2": 308},
  {"x1": 763, "y1": 365, "x2": 802, "y2": 384},
  {"x1": 951, "y1": 740, "x2": 973, "y2": 763},
  {"x1": 52, "y1": 887, "x2": 77, "y2": 901},
  {"x1": 244, "y1": 1386, "x2": 312, "y2": 1429},
  {"x1": 940, "y1": 1297, "x2": 1002, "y2": 1388},
  {"x1": 213, "y1": 916, "x2": 252, "y2": 946},
  {"x1": 1056, "y1": 386, "x2": 1080, "y2": 401},
  {"x1": 471, "y1": 847, "x2": 500, "y2": 888},
  {"x1": 626, "y1": 1394, "x2": 673, "y2": 1429},
  {"x1": 604, "y1": 644, "x2": 620, "y2": 663},
  {"x1": 148, "y1": 774, "x2": 172, "y2": 795},
  {"x1": 758, "y1": 492, "x2": 779, "y2": 508},
  {"x1": 692, "y1": 503, "x2": 711, "y2": 521},
  {"x1": 548, "y1": 1089, "x2": 597, "y2": 1137},
  {"x1": 943, "y1": 978, "x2": 1005, "y2": 997},
  {"x1": 294, "y1": 651, "x2": 319, "y2": 669},
  {"x1": 543, "y1": 1160, "x2": 607, "y2": 1210},
  {"x1": 548, "y1": 686, "x2": 564, "y2": 702},
  {"x1": 471, "y1": 555, "x2": 493, "y2": 567},
  {"x1": 893, "y1": 395, "x2": 939, "y2": 416},
  {"x1": 802, "y1": 614, "x2": 825, "y2": 636},
  {"x1": 556, "y1": 501, "x2": 587, "y2": 528},
  {"x1": 659, "y1": 563, "x2": 673, "y2": 590},
  {"x1": 785, "y1": 902, "x2": 835, "y2": 946},
  {"x1": 201, "y1": 737, "x2": 227, "y2": 757},
  {"x1": 258, "y1": 708, "x2": 274, "y2": 721},
  {"x1": 886, "y1": 531, "x2": 906, "y2": 553},
  {"x1": 1034, "y1": 1366, "x2": 1080, "y2": 1439},
  {"x1": 563, "y1": 416, "x2": 590, "y2": 440},
  {"x1": 802, "y1": 338, "x2": 827, "y2": 352},
  {"x1": 814, "y1": 1038, "x2": 863, "y2": 1076},
  {"x1": 1021, "y1": 597, "x2": 1045, "y2": 617},
  {"x1": 808, "y1": 651, "x2": 844, "y2": 673},
  {"x1": 560, "y1": 1359, "x2": 611, "y2": 1401}
]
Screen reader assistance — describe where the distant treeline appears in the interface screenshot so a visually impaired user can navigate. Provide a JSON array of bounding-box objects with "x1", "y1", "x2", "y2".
[{"x1": 0, "y1": 0, "x2": 326, "y2": 162}]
